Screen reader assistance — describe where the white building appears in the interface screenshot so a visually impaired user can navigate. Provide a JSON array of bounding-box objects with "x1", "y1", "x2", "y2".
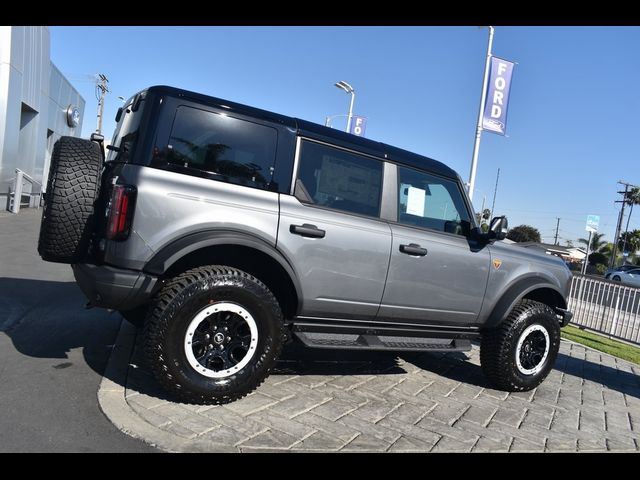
[{"x1": 0, "y1": 26, "x2": 85, "y2": 210}]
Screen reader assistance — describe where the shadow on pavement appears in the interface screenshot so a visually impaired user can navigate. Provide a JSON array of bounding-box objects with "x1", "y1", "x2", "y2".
[
  {"x1": 0, "y1": 277, "x2": 122, "y2": 378},
  {"x1": 553, "y1": 351, "x2": 640, "y2": 397}
]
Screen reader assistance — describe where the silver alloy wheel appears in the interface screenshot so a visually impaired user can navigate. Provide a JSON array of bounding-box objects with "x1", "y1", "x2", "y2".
[
  {"x1": 184, "y1": 302, "x2": 259, "y2": 378},
  {"x1": 515, "y1": 324, "x2": 550, "y2": 375}
]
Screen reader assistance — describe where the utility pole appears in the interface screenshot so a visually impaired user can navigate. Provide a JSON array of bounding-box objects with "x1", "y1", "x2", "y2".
[
  {"x1": 468, "y1": 26, "x2": 495, "y2": 202},
  {"x1": 554, "y1": 217, "x2": 560, "y2": 245},
  {"x1": 95, "y1": 74, "x2": 109, "y2": 135},
  {"x1": 490, "y1": 167, "x2": 500, "y2": 217},
  {"x1": 610, "y1": 180, "x2": 635, "y2": 267}
]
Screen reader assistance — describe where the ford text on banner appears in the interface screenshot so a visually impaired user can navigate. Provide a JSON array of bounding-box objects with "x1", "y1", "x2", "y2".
[
  {"x1": 350, "y1": 116, "x2": 367, "y2": 137},
  {"x1": 482, "y1": 57, "x2": 515, "y2": 136}
]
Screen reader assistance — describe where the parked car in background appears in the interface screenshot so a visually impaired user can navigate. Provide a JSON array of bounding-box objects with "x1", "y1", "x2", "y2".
[
  {"x1": 609, "y1": 268, "x2": 640, "y2": 287},
  {"x1": 605, "y1": 264, "x2": 637, "y2": 279}
]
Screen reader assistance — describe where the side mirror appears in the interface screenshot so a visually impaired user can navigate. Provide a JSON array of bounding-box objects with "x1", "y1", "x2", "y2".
[
  {"x1": 489, "y1": 216, "x2": 508, "y2": 241},
  {"x1": 115, "y1": 107, "x2": 123, "y2": 122}
]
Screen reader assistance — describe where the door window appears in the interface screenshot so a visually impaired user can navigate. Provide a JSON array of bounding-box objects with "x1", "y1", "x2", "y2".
[
  {"x1": 397, "y1": 166, "x2": 471, "y2": 236},
  {"x1": 295, "y1": 140, "x2": 383, "y2": 218}
]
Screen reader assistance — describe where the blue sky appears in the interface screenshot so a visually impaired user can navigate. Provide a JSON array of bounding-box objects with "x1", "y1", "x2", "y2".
[{"x1": 50, "y1": 26, "x2": 640, "y2": 246}]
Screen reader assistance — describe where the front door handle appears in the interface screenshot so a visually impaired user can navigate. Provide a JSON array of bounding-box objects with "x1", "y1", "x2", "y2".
[
  {"x1": 399, "y1": 243, "x2": 428, "y2": 256},
  {"x1": 290, "y1": 223, "x2": 326, "y2": 239}
]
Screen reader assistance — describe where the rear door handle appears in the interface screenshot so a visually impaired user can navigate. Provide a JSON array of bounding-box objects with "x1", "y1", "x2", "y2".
[
  {"x1": 290, "y1": 223, "x2": 326, "y2": 239},
  {"x1": 399, "y1": 243, "x2": 428, "y2": 256}
]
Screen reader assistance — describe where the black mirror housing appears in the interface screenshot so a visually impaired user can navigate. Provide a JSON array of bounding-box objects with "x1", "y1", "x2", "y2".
[{"x1": 489, "y1": 216, "x2": 508, "y2": 241}]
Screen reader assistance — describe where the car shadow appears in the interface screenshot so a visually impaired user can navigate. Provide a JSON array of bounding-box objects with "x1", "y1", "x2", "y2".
[
  {"x1": 3, "y1": 277, "x2": 639, "y2": 402},
  {"x1": 0, "y1": 277, "x2": 125, "y2": 380}
]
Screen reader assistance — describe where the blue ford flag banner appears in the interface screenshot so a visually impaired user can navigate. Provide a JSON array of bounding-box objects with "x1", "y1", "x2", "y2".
[
  {"x1": 350, "y1": 116, "x2": 367, "y2": 137},
  {"x1": 482, "y1": 57, "x2": 515, "y2": 135}
]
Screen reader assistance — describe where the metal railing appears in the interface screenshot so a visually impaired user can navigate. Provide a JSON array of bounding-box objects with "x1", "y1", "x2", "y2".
[
  {"x1": 9, "y1": 168, "x2": 42, "y2": 214},
  {"x1": 568, "y1": 273, "x2": 640, "y2": 345}
]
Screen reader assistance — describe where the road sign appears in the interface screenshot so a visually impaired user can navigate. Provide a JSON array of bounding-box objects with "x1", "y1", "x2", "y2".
[{"x1": 586, "y1": 214, "x2": 600, "y2": 233}]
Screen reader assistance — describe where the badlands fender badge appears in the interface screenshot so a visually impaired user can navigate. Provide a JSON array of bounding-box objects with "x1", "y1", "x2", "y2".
[{"x1": 493, "y1": 259, "x2": 502, "y2": 270}]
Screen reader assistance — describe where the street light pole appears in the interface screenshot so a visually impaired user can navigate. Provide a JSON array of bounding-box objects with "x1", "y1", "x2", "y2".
[
  {"x1": 468, "y1": 26, "x2": 495, "y2": 202},
  {"x1": 346, "y1": 89, "x2": 355, "y2": 133},
  {"x1": 334, "y1": 81, "x2": 355, "y2": 133}
]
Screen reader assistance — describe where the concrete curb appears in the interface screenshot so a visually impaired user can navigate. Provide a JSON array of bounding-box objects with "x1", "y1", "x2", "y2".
[{"x1": 97, "y1": 320, "x2": 238, "y2": 453}]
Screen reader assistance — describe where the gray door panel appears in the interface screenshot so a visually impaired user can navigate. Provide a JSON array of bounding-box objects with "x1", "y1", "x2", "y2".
[
  {"x1": 278, "y1": 194, "x2": 392, "y2": 319},
  {"x1": 378, "y1": 225, "x2": 490, "y2": 326}
]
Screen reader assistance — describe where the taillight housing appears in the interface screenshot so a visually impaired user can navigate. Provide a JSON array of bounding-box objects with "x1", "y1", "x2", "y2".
[{"x1": 105, "y1": 185, "x2": 137, "y2": 241}]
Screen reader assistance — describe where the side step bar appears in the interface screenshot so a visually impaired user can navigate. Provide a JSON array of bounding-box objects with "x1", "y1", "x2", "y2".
[{"x1": 294, "y1": 331, "x2": 472, "y2": 352}]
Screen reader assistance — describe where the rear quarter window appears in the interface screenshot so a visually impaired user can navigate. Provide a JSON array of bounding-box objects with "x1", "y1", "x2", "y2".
[{"x1": 151, "y1": 106, "x2": 278, "y2": 191}]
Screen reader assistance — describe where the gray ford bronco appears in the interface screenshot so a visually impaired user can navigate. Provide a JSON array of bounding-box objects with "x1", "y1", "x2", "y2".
[{"x1": 38, "y1": 86, "x2": 573, "y2": 404}]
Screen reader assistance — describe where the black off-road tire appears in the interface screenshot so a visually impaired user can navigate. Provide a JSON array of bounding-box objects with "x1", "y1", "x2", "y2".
[
  {"x1": 480, "y1": 299, "x2": 560, "y2": 392},
  {"x1": 119, "y1": 304, "x2": 149, "y2": 328},
  {"x1": 143, "y1": 266, "x2": 284, "y2": 405},
  {"x1": 38, "y1": 136, "x2": 102, "y2": 264}
]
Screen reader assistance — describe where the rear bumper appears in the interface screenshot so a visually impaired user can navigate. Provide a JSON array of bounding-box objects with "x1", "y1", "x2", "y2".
[
  {"x1": 555, "y1": 307, "x2": 573, "y2": 327},
  {"x1": 72, "y1": 263, "x2": 158, "y2": 311}
]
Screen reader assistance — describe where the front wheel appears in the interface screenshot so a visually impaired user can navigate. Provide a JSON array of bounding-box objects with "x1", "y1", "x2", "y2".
[
  {"x1": 612, "y1": 275, "x2": 621, "y2": 282},
  {"x1": 143, "y1": 266, "x2": 284, "y2": 404},
  {"x1": 480, "y1": 300, "x2": 560, "y2": 391}
]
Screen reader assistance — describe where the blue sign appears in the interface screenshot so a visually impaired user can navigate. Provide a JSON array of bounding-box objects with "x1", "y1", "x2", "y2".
[
  {"x1": 350, "y1": 116, "x2": 367, "y2": 137},
  {"x1": 482, "y1": 57, "x2": 515, "y2": 136},
  {"x1": 586, "y1": 214, "x2": 600, "y2": 233}
]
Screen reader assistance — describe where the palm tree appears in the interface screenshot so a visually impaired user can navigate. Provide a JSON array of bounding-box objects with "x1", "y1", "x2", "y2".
[
  {"x1": 621, "y1": 187, "x2": 640, "y2": 255},
  {"x1": 578, "y1": 232, "x2": 607, "y2": 253},
  {"x1": 618, "y1": 230, "x2": 640, "y2": 257}
]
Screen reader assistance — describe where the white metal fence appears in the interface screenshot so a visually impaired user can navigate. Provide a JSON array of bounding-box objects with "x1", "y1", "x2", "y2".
[{"x1": 568, "y1": 273, "x2": 640, "y2": 345}]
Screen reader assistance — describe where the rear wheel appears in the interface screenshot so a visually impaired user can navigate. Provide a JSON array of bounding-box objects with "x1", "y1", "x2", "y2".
[
  {"x1": 38, "y1": 136, "x2": 102, "y2": 263},
  {"x1": 143, "y1": 266, "x2": 284, "y2": 404},
  {"x1": 612, "y1": 275, "x2": 621, "y2": 282},
  {"x1": 480, "y1": 300, "x2": 560, "y2": 391}
]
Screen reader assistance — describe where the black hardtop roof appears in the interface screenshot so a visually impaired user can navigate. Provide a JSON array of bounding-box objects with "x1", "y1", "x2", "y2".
[{"x1": 145, "y1": 85, "x2": 459, "y2": 180}]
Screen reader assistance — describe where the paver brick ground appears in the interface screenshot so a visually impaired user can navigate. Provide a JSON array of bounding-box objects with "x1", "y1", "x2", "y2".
[{"x1": 112, "y1": 326, "x2": 640, "y2": 452}]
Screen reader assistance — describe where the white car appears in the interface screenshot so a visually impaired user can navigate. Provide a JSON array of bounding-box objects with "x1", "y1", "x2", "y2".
[
  {"x1": 604, "y1": 264, "x2": 637, "y2": 279},
  {"x1": 609, "y1": 268, "x2": 640, "y2": 287}
]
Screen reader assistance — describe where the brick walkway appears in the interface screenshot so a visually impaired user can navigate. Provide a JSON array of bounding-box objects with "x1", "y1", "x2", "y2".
[{"x1": 99, "y1": 322, "x2": 640, "y2": 452}]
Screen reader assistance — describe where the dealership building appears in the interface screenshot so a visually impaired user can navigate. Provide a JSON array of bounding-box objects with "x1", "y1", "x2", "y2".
[{"x1": 0, "y1": 26, "x2": 85, "y2": 211}]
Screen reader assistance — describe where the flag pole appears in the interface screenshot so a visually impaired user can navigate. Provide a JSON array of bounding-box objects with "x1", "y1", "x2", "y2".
[{"x1": 468, "y1": 26, "x2": 495, "y2": 202}]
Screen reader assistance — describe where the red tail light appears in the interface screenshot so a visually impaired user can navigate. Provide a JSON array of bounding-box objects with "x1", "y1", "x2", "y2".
[{"x1": 106, "y1": 185, "x2": 137, "y2": 240}]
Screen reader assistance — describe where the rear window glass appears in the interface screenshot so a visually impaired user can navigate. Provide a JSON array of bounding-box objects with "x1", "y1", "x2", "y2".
[
  {"x1": 106, "y1": 98, "x2": 145, "y2": 162},
  {"x1": 151, "y1": 106, "x2": 277, "y2": 190}
]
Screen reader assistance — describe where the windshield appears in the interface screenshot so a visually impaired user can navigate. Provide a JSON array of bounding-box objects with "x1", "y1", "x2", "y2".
[{"x1": 106, "y1": 96, "x2": 145, "y2": 162}]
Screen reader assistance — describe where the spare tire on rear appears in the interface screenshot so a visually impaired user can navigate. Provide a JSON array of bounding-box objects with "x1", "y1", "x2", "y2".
[{"x1": 38, "y1": 136, "x2": 102, "y2": 264}]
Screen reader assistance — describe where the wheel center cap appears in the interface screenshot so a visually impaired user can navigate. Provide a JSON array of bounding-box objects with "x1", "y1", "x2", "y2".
[{"x1": 213, "y1": 332, "x2": 225, "y2": 344}]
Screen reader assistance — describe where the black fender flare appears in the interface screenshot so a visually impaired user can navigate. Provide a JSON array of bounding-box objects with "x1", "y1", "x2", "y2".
[
  {"x1": 483, "y1": 275, "x2": 567, "y2": 329},
  {"x1": 143, "y1": 229, "x2": 303, "y2": 302}
]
